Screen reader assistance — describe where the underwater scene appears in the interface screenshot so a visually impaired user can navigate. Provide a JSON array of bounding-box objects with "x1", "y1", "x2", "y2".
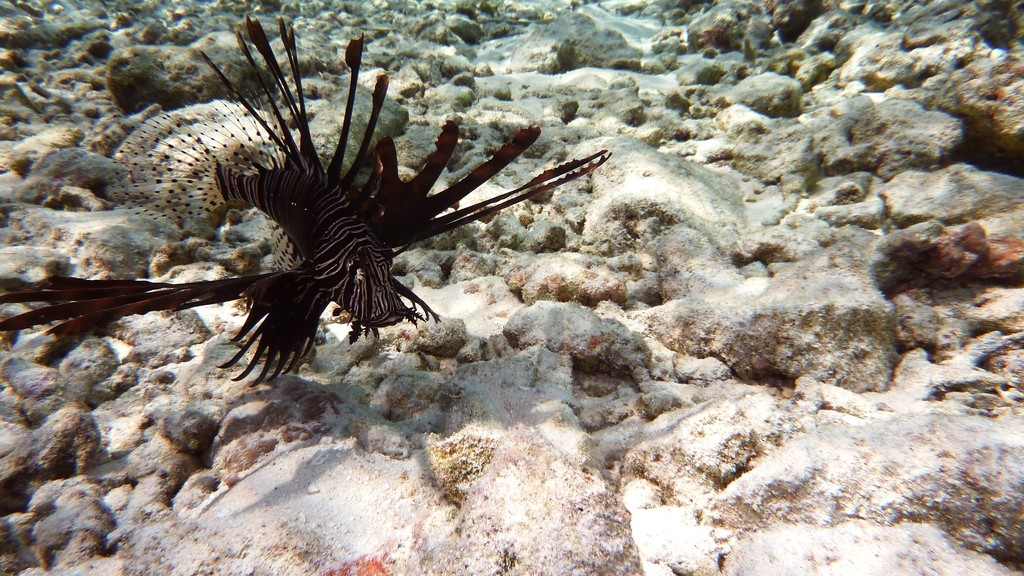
[{"x1": 0, "y1": 0, "x2": 1022, "y2": 574}]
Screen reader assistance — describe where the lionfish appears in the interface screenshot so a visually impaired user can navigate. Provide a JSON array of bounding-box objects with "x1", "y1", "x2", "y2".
[{"x1": 0, "y1": 17, "x2": 609, "y2": 382}]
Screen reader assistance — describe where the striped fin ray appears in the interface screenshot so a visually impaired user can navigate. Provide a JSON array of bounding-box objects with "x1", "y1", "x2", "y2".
[{"x1": 215, "y1": 163, "x2": 328, "y2": 260}]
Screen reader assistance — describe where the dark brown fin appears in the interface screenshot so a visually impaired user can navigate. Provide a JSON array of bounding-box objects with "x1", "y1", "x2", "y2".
[
  {"x1": 420, "y1": 126, "x2": 541, "y2": 218},
  {"x1": 198, "y1": 17, "x2": 341, "y2": 265},
  {"x1": 278, "y1": 18, "x2": 315, "y2": 166},
  {"x1": 365, "y1": 123, "x2": 609, "y2": 248},
  {"x1": 392, "y1": 280, "x2": 440, "y2": 323},
  {"x1": 199, "y1": 17, "x2": 316, "y2": 173},
  {"x1": 232, "y1": 19, "x2": 303, "y2": 167},
  {"x1": 216, "y1": 272, "x2": 326, "y2": 383},
  {"x1": 0, "y1": 274, "x2": 273, "y2": 337},
  {"x1": 413, "y1": 149, "x2": 611, "y2": 242},
  {"x1": 0, "y1": 272, "x2": 315, "y2": 383},
  {"x1": 338, "y1": 74, "x2": 389, "y2": 192},
  {"x1": 0, "y1": 277, "x2": 176, "y2": 303},
  {"x1": 325, "y1": 36, "x2": 364, "y2": 188},
  {"x1": 409, "y1": 121, "x2": 460, "y2": 196},
  {"x1": 370, "y1": 121, "x2": 459, "y2": 214},
  {"x1": 364, "y1": 124, "x2": 537, "y2": 246}
]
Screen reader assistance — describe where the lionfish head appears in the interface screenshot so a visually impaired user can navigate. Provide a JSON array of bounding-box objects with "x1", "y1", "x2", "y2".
[{"x1": 340, "y1": 245, "x2": 428, "y2": 342}]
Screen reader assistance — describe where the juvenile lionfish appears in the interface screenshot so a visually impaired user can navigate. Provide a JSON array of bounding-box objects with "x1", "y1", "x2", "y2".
[{"x1": 0, "y1": 17, "x2": 609, "y2": 382}]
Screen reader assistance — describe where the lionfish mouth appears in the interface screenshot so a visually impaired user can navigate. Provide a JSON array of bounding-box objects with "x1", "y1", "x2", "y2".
[{"x1": 0, "y1": 16, "x2": 610, "y2": 383}]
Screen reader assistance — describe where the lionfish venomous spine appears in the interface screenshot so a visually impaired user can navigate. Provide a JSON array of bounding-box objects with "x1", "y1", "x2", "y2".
[{"x1": 0, "y1": 17, "x2": 610, "y2": 382}]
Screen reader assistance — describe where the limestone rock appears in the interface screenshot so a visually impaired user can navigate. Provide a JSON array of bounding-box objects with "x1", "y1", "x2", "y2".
[
  {"x1": 584, "y1": 138, "x2": 747, "y2": 257},
  {"x1": 32, "y1": 406, "x2": 100, "y2": 483},
  {"x1": 720, "y1": 72, "x2": 803, "y2": 118},
  {"x1": 724, "y1": 521, "x2": 1016, "y2": 576},
  {"x1": 710, "y1": 415, "x2": 1024, "y2": 560},
  {"x1": 106, "y1": 33, "x2": 256, "y2": 113},
  {"x1": 836, "y1": 30, "x2": 918, "y2": 91},
  {"x1": 509, "y1": 11, "x2": 642, "y2": 73},
  {"x1": 935, "y1": 53, "x2": 1024, "y2": 161},
  {"x1": 849, "y1": 99, "x2": 963, "y2": 180},
  {"x1": 504, "y1": 301, "x2": 651, "y2": 377},
  {"x1": 880, "y1": 165, "x2": 1024, "y2": 229},
  {"x1": 397, "y1": 317, "x2": 468, "y2": 358},
  {"x1": 504, "y1": 253, "x2": 628, "y2": 307},
  {"x1": 26, "y1": 478, "x2": 115, "y2": 569},
  {"x1": 425, "y1": 430, "x2": 644, "y2": 575},
  {"x1": 426, "y1": 424, "x2": 502, "y2": 503},
  {"x1": 0, "y1": 421, "x2": 32, "y2": 514},
  {"x1": 643, "y1": 245, "x2": 897, "y2": 392}
]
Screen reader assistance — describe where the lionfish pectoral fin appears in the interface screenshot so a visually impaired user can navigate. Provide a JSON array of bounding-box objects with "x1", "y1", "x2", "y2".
[
  {"x1": 0, "y1": 274, "x2": 275, "y2": 338},
  {"x1": 410, "y1": 120, "x2": 460, "y2": 198},
  {"x1": 373, "y1": 137, "x2": 401, "y2": 199},
  {"x1": 356, "y1": 120, "x2": 459, "y2": 225},
  {"x1": 393, "y1": 281, "x2": 440, "y2": 322},
  {"x1": 412, "y1": 149, "x2": 611, "y2": 243},
  {"x1": 219, "y1": 271, "x2": 325, "y2": 384},
  {"x1": 374, "y1": 121, "x2": 460, "y2": 212},
  {"x1": 420, "y1": 126, "x2": 541, "y2": 219},
  {"x1": 367, "y1": 125, "x2": 543, "y2": 247}
]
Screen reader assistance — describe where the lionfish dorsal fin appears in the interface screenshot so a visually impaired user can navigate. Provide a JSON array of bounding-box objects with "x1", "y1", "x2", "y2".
[
  {"x1": 194, "y1": 17, "x2": 355, "y2": 264},
  {"x1": 325, "y1": 35, "x2": 364, "y2": 188},
  {"x1": 338, "y1": 73, "x2": 389, "y2": 191}
]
